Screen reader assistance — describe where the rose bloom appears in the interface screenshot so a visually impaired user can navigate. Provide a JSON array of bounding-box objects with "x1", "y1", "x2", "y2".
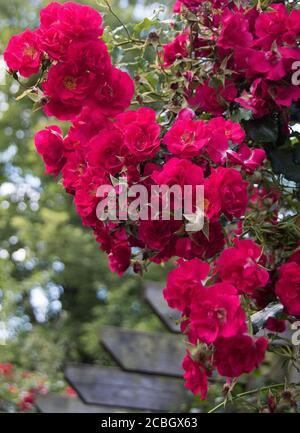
[
  {"x1": 205, "y1": 167, "x2": 248, "y2": 220},
  {"x1": 93, "y1": 67, "x2": 134, "y2": 117},
  {"x1": 34, "y1": 126, "x2": 66, "y2": 176},
  {"x1": 216, "y1": 239, "x2": 269, "y2": 295},
  {"x1": 188, "y1": 79, "x2": 237, "y2": 116},
  {"x1": 138, "y1": 219, "x2": 181, "y2": 252},
  {"x1": 163, "y1": 118, "x2": 209, "y2": 158},
  {"x1": 162, "y1": 32, "x2": 188, "y2": 67},
  {"x1": 115, "y1": 108, "x2": 161, "y2": 162},
  {"x1": 182, "y1": 354, "x2": 209, "y2": 400},
  {"x1": 74, "y1": 167, "x2": 108, "y2": 227},
  {"x1": 275, "y1": 261, "x2": 300, "y2": 316},
  {"x1": 176, "y1": 221, "x2": 225, "y2": 260},
  {"x1": 39, "y1": 1, "x2": 103, "y2": 60},
  {"x1": 4, "y1": 29, "x2": 42, "y2": 77},
  {"x1": 163, "y1": 258, "x2": 210, "y2": 312},
  {"x1": 43, "y1": 63, "x2": 95, "y2": 121},
  {"x1": 189, "y1": 283, "x2": 247, "y2": 344},
  {"x1": 108, "y1": 240, "x2": 131, "y2": 276},
  {"x1": 217, "y1": 11, "x2": 253, "y2": 50},
  {"x1": 214, "y1": 335, "x2": 268, "y2": 377},
  {"x1": 152, "y1": 157, "x2": 204, "y2": 188},
  {"x1": 86, "y1": 129, "x2": 126, "y2": 175}
]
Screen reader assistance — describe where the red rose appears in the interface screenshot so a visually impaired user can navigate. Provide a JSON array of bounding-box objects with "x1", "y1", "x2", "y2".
[
  {"x1": 39, "y1": 1, "x2": 103, "y2": 60},
  {"x1": 86, "y1": 130, "x2": 126, "y2": 175},
  {"x1": 205, "y1": 167, "x2": 248, "y2": 220},
  {"x1": 108, "y1": 240, "x2": 131, "y2": 276},
  {"x1": 275, "y1": 261, "x2": 300, "y2": 316},
  {"x1": 115, "y1": 108, "x2": 161, "y2": 162},
  {"x1": 188, "y1": 79, "x2": 237, "y2": 116},
  {"x1": 34, "y1": 126, "x2": 66, "y2": 176},
  {"x1": 162, "y1": 32, "x2": 188, "y2": 67},
  {"x1": 163, "y1": 118, "x2": 209, "y2": 158},
  {"x1": 214, "y1": 335, "x2": 268, "y2": 377},
  {"x1": 216, "y1": 239, "x2": 269, "y2": 295},
  {"x1": 152, "y1": 157, "x2": 204, "y2": 187},
  {"x1": 182, "y1": 354, "x2": 209, "y2": 400},
  {"x1": 189, "y1": 283, "x2": 247, "y2": 344},
  {"x1": 93, "y1": 67, "x2": 134, "y2": 117},
  {"x1": 163, "y1": 258, "x2": 210, "y2": 312},
  {"x1": 74, "y1": 168, "x2": 108, "y2": 226},
  {"x1": 217, "y1": 11, "x2": 253, "y2": 50},
  {"x1": 43, "y1": 63, "x2": 95, "y2": 121},
  {"x1": 4, "y1": 29, "x2": 42, "y2": 77}
]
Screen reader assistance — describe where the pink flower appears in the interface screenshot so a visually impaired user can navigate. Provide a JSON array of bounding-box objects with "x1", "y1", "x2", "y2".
[
  {"x1": 162, "y1": 33, "x2": 189, "y2": 67},
  {"x1": 115, "y1": 108, "x2": 161, "y2": 162},
  {"x1": 217, "y1": 11, "x2": 253, "y2": 50},
  {"x1": 0, "y1": 363, "x2": 13, "y2": 376},
  {"x1": 216, "y1": 240, "x2": 269, "y2": 295},
  {"x1": 227, "y1": 145, "x2": 266, "y2": 173},
  {"x1": 176, "y1": 221, "x2": 225, "y2": 260},
  {"x1": 275, "y1": 262, "x2": 300, "y2": 316},
  {"x1": 182, "y1": 354, "x2": 209, "y2": 400},
  {"x1": 255, "y1": 4, "x2": 289, "y2": 50},
  {"x1": 138, "y1": 219, "x2": 181, "y2": 253},
  {"x1": 206, "y1": 117, "x2": 245, "y2": 164},
  {"x1": 34, "y1": 126, "x2": 66, "y2": 176},
  {"x1": 39, "y1": 1, "x2": 103, "y2": 60},
  {"x1": 163, "y1": 258, "x2": 210, "y2": 311},
  {"x1": 86, "y1": 130, "x2": 126, "y2": 175},
  {"x1": 188, "y1": 80, "x2": 237, "y2": 116},
  {"x1": 43, "y1": 63, "x2": 95, "y2": 121},
  {"x1": 163, "y1": 117, "x2": 209, "y2": 158},
  {"x1": 64, "y1": 386, "x2": 77, "y2": 398},
  {"x1": 93, "y1": 67, "x2": 134, "y2": 117},
  {"x1": 74, "y1": 168, "x2": 108, "y2": 226},
  {"x1": 4, "y1": 29, "x2": 42, "y2": 77},
  {"x1": 152, "y1": 157, "x2": 204, "y2": 188},
  {"x1": 108, "y1": 240, "x2": 131, "y2": 276},
  {"x1": 189, "y1": 283, "x2": 247, "y2": 344},
  {"x1": 214, "y1": 335, "x2": 268, "y2": 377},
  {"x1": 265, "y1": 317, "x2": 286, "y2": 333},
  {"x1": 205, "y1": 167, "x2": 248, "y2": 220}
]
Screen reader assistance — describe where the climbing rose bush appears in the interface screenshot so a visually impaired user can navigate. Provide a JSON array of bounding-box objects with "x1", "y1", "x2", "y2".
[{"x1": 4, "y1": 0, "x2": 300, "y2": 409}]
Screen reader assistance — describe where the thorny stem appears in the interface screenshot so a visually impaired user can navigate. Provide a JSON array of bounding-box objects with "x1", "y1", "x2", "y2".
[
  {"x1": 101, "y1": 0, "x2": 144, "y2": 45},
  {"x1": 208, "y1": 383, "x2": 287, "y2": 413}
]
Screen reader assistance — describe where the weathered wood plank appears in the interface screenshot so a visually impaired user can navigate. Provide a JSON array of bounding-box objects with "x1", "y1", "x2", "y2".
[
  {"x1": 144, "y1": 284, "x2": 180, "y2": 333},
  {"x1": 35, "y1": 393, "x2": 145, "y2": 413},
  {"x1": 65, "y1": 364, "x2": 191, "y2": 412},
  {"x1": 100, "y1": 327, "x2": 185, "y2": 377}
]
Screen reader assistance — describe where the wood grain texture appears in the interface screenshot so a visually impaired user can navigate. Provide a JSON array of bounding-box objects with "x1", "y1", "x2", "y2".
[
  {"x1": 144, "y1": 284, "x2": 181, "y2": 333},
  {"x1": 65, "y1": 364, "x2": 191, "y2": 412},
  {"x1": 100, "y1": 327, "x2": 185, "y2": 377}
]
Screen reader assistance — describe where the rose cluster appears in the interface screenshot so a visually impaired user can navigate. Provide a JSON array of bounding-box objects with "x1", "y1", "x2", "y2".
[
  {"x1": 164, "y1": 1, "x2": 300, "y2": 117},
  {"x1": 4, "y1": 1, "x2": 300, "y2": 401}
]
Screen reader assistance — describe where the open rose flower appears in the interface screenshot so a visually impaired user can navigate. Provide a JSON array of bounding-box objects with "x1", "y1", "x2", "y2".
[
  {"x1": 216, "y1": 239, "x2": 269, "y2": 296},
  {"x1": 34, "y1": 126, "x2": 66, "y2": 176},
  {"x1": 275, "y1": 261, "x2": 300, "y2": 316},
  {"x1": 214, "y1": 335, "x2": 268, "y2": 377},
  {"x1": 189, "y1": 282, "x2": 247, "y2": 344},
  {"x1": 4, "y1": 29, "x2": 42, "y2": 77}
]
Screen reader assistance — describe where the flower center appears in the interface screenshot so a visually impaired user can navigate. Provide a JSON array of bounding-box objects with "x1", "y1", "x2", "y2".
[
  {"x1": 23, "y1": 46, "x2": 37, "y2": 58},
  {"x1": 63, "y1": 76, "x2": 77, "y2": 91}
]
